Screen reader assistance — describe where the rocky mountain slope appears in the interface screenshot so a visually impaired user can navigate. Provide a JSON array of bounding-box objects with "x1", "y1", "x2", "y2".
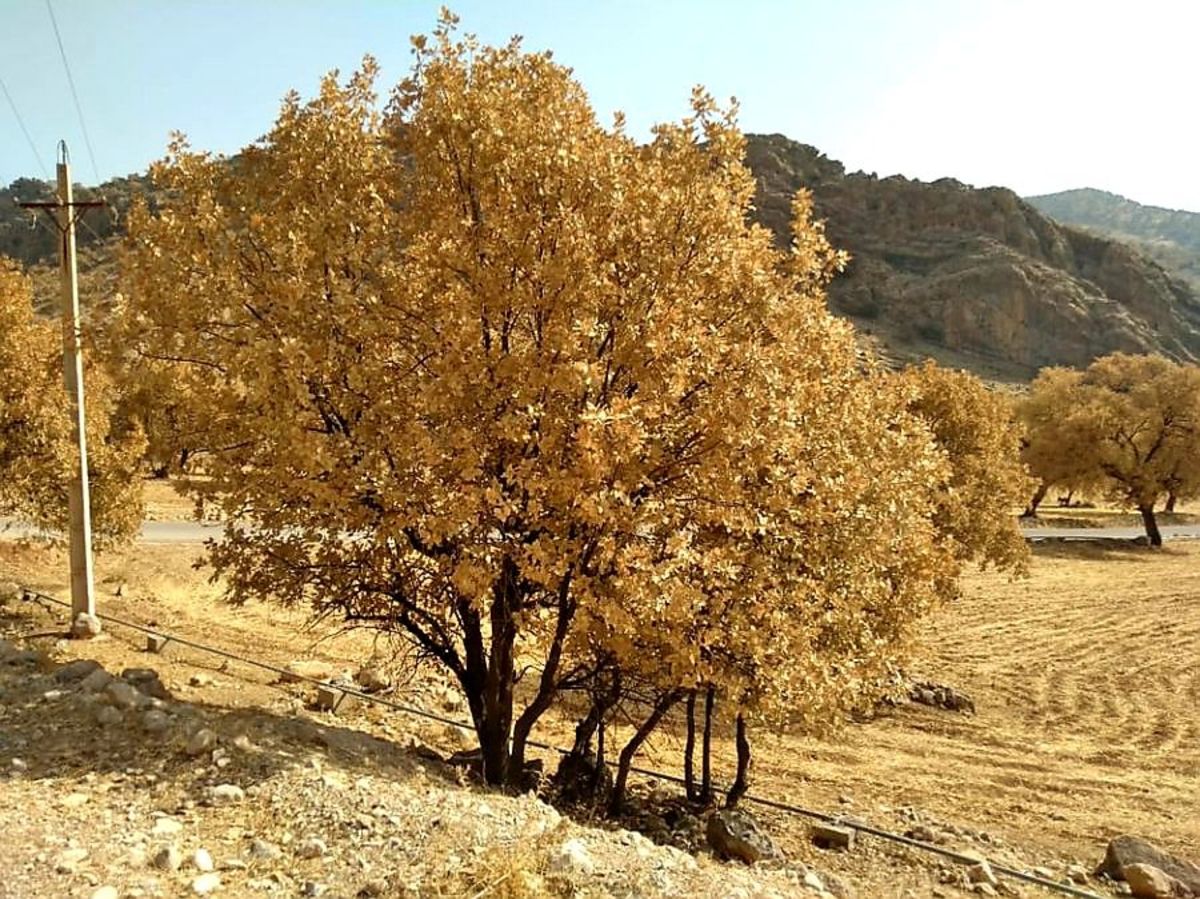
[
  {"x1": 745, "y1": 135, "x2": 1200, "y2": 379},
  {"x1": 1026, "y1": 187, "x2": 1200, "y2": 292},
  {"x1": 7, "y1": 144, "x2": 1200, "y2": 380}
]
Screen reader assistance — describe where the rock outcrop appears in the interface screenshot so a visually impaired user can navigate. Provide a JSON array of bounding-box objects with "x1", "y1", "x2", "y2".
[{"x1": 744, "y1": 135, "x2": 1200, "y2": 377}]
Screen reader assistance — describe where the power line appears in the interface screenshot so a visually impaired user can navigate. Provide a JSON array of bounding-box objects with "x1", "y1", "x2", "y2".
[
  {"x1": 0, "y1": 74, "x2": 51, "y2": 181},
  {"x1": 18, "y1": 584, "x2": 1104, "y2": 899},
  {"x1": 44, "y1": 0, "x2": 102, "y2": 186}
]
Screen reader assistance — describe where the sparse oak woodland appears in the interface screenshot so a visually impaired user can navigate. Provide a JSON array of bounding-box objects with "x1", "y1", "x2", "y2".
[
  {"x1": 1022, "y1": 353, "x2": 1200, "y2": 545},
  {"x1": 121, "y1": 15, "x2": 1017, "y2": 791},
  {"x1": 0, "y1": 258, "x2": 144, "y2": 546}
]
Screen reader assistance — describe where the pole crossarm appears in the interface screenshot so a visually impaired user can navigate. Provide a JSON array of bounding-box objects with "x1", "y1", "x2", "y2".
[{"x1": 16, "y1": 197, "x2": 107, "y2": 235}]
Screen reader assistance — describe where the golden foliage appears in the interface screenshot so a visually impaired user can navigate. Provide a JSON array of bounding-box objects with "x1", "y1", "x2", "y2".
[
  {"x1": 891, "y1": 361, "x2": 1031, "y2": 579},
  {"x1": 122, "y1": 15, "x2": 967, "y2": 781},
  {"x1": 1022, "y1": 352, "x2": 1200, "y2": 543},
  {"x1": 0, "y1": 258, "x2": 144, "y2": 545}
]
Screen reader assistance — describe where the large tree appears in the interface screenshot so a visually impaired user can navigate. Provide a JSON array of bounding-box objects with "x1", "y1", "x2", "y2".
[
  {"x1": 123, "y1": 18, "x2": 964, "y2": 787},
  {"x1": 1024, "y1": 353, "x2": 1200, "y2": 545},
  {"x1": 0, "y1": 258, "x2": 143, "y2": 545}
]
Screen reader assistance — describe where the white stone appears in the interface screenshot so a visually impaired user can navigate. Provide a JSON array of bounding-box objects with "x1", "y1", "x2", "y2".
[
  {"x1": 297, "y1": 837, "x2": 328, "y2": 859},
  {"x1": 152, "y1": 816, "x2": 183, "y2": 836},
  {"x1": 549, "y1": 838, "x2": 595, "y2": 876},
  {"x1": 192, "y1": 872, "x2": 221, "y2": 894},
  {"x1": 91, "y1": 887, "x2": 119, "y2": 899},
  {"x1": 248, "y1": 838, "x2": 282, "y2": 860},
  {"x1": 208, "y1": 783, "x2": 245, "y2": 804},
  {"x1": 193, "y1": 848, "x2": 214, "y2": 872},
  {"x1": 72, "y1": 612, "x2": 103, "y2": 638},
  {"x1": 61, "y1": 792, "x2": 90, "y2": 808}
]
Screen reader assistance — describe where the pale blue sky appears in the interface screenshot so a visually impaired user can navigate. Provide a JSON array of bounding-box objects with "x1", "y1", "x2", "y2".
[{"x1": 2, "y1": 0, "x2": 1197, "y2": 210}]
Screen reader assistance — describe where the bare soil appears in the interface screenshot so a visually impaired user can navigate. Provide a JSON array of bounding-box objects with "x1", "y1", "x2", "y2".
[{"x1": 1, "y1": 535, "x2": 1197, "y2": 898}]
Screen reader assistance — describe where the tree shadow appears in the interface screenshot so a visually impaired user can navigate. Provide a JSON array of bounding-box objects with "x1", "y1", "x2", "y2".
[{"x1": 1029, "y1": 539, "x2": 1179, "y2": 562}]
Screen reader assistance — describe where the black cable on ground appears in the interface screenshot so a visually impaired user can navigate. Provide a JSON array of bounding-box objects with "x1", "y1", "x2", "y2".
[{"x1": 17, "y1": 587, "x2": 1103, "y2": 899}]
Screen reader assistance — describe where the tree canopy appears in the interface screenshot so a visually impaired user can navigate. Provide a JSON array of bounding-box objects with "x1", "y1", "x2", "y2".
[
  {"x1": 121, "y1": 17, "x2": 1006, "y2": 790},
  {"x1": 1022, "y1": 353, "x2": 1200, "y2": 545},
  {"x1": 0, "y1": 258, "x2": 143, "y2": 545}
]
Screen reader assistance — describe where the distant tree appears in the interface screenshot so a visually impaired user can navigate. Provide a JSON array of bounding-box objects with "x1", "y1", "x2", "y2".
[
  {"x1": 0, "y1": 258, "x2": 143, "y2": 545},
  {"x1": 1016, "y1": 371, "x2": 1103, "y2": 516},
  {"x1": 123, "y1": 16, "x2": 969, "y2": 791},
  {"x1": 1024, "y1": 353, "x2": 1200, "y2": 545}
]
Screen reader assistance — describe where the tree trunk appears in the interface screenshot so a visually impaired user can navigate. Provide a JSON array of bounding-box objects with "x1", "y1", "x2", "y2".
[
  {"x1": 725, "y1": 713, "x2": 751, "y2": 809},
  {"x1": 178, "y1": 446, "x2": 191, "y2": 473},
  {"x1": 1165, "y1": 492, "x2": 1178, "y2": 513},
  {"x1": 1022, "y1": 481, "x2": 1048, "y2": 518},
  {"x1": 591, "y1": 717, "x2": 606, "y2": 796},
  {"x1": 608, "y1": 691, "x2": 681, "y2": 816},
  {"x1": 1139, "y1": 503, "x2": 1163, "y2": 547},
  {"x1": 700, "y1": 685, "x2": 715, "y2": 805},
  {"x1": 683, "y1": 690, "x2": 698, "y2": 802}
]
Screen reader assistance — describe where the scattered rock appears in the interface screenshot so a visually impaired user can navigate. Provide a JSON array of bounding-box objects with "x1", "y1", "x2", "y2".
[
  {"x1": 973, "y1": 885, "x2": 999, "y2": 897},
  {"x1": 280, "y1": 660, "x2": 334, "y2": 684},
  {"x1": 301, "y1": 882, "x2": 326, "y2": 897},
  {"x1": 189, "y1": 673, "x2": 213, "y2": 687},
  {"x1": 248, "y1": 838, "x2": 282, "y2": 861},
  {"x1": 354, "y1": 666, "x2": 390, "y2": 693},
  {"x1": 357, "y1": 878, "x2": 388, "y2": 897},
  {"x1": 810, "y1": 822, "x2": 855, "y2": 852},
  {"x1": 105, "y1": 680, "x2": 144, "y2": 710},
  {"x1": 707, "y1": 808, "x2": 780, "y2": 864},
  {"x1": 152, "y1": 816, "x2": 183, "y2": 836},
  {"x1": 297, "y1": 837, "x2": 328, "y2": 859},
  {"x1": 185, "y1": 728, "x2": 218, "y2": 757},
  {"x1": 191, "y1": 872, "x2": 221, "y2": 894},
  {"x1": 10, "y1": 757, "x2": 27, "y2": 772},
  {"x1": 193, "y1": 848, "x2": 214, "y2": 872},
  {"x1": 0, "y1": 580, "x2": 21, "y2": 605},
  {"x1": 1123, "y1": 863, "x2": 1192, "y2": 899},
  {"x1": 549, "y1": 838, "x2": 595, "y2": 876},
  {"x1": 72, "y1": 612, "x2": 103, "y2": 638},
  {"x1": 152, "y1": 845, "x2": 182, "y2": 871},
  {"x1": 61, "y1": 792, "x2": 90, "y2": 808},
  {"x1": 55, "y1": 846, "x2": 90, "y2": 873},
  {"x1": 121, "y1": 668, "x2": 171, "y2": 700},
  {"x1": 80, "y1": 668, "x2": 115, "y2": 692},
  {"x1": 1097, "y1": 837, "x2": 1200, "y2": 895},
  {"x1": 909, "y1": 679, "x2": 976, "y2": 713},
  {"x1": 91, "y1": 887, "x2": 119, "y2": 899},
  {"x1": 1066, "y1": 863, "x2": 1090, "y2": 884},
  {"x1": 207, "y1": 783, "x2": 245, "y2": 804},
  {"x1": 141, "y1": 709, "x2": 170, "y2": 733},
  {"x1": 968, "y1": 861, "x2": 999, "y2": 888},
  {"x1": 55, "y1": 659, "x2": 103, "y2": 682},
  {"x1": 94, "y1": 704, "x2": 123, "y2": 726}
]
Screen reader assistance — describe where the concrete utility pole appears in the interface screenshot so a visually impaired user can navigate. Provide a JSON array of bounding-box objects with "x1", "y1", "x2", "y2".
[{"x1": 18, "y1": 142, "x2": 104, "y2": 637}]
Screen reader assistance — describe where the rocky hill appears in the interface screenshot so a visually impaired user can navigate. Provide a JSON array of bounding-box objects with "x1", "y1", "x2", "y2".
[
  {"x1": 745, "y1": 135, "x2": 1200, "y2": 379},
  {"x1": 1026, "y1": 187, "x2": 1200, "y2": 291},
  {"x1": 7, "y1": 146, "x2": 1200, "y2": 380}
]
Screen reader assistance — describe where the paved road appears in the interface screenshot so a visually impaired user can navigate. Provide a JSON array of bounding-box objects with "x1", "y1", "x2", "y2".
[
  {"x1": 4, "y1": 519, "x2": 1199, "y2": 545},
  {"x1": 1021, "y1": 524, "x2": 1200, "y2": 542}
]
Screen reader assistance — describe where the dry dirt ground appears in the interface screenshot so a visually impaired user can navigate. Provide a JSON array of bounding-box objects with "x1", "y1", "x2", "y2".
[{"x1": 1, "y1": 527, "x2": 1197, "y2": 898}]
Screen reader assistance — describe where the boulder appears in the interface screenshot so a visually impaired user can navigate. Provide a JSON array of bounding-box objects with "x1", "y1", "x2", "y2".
[
  {"x1": 56, "y1": 659, "x2": 103, "y2": 683},
  {"x1": 0, "y1": 580, "x2": 21, "y2": 605},
  {"x1": 706, "y1": 808, "x2": 779, "y2": 864},
  {"x1": 121, "y1": 668, "x2": 171, "y2": 700},
  {"x1": 810, "y1": 822, "x2": 855, "y2": 851},
  {"x1": 1097, "y1": 837, "x2": 1200, "y2": 895},
  {"x1": 1123, "y1": 863, "x2": 1192, "y2": 899},
  {"x1": 552, "y1": 751, "x2": 613, "y2": 805},
  {"x1": 549, "y1": 838, "x2": 595, "y2": 876}
]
